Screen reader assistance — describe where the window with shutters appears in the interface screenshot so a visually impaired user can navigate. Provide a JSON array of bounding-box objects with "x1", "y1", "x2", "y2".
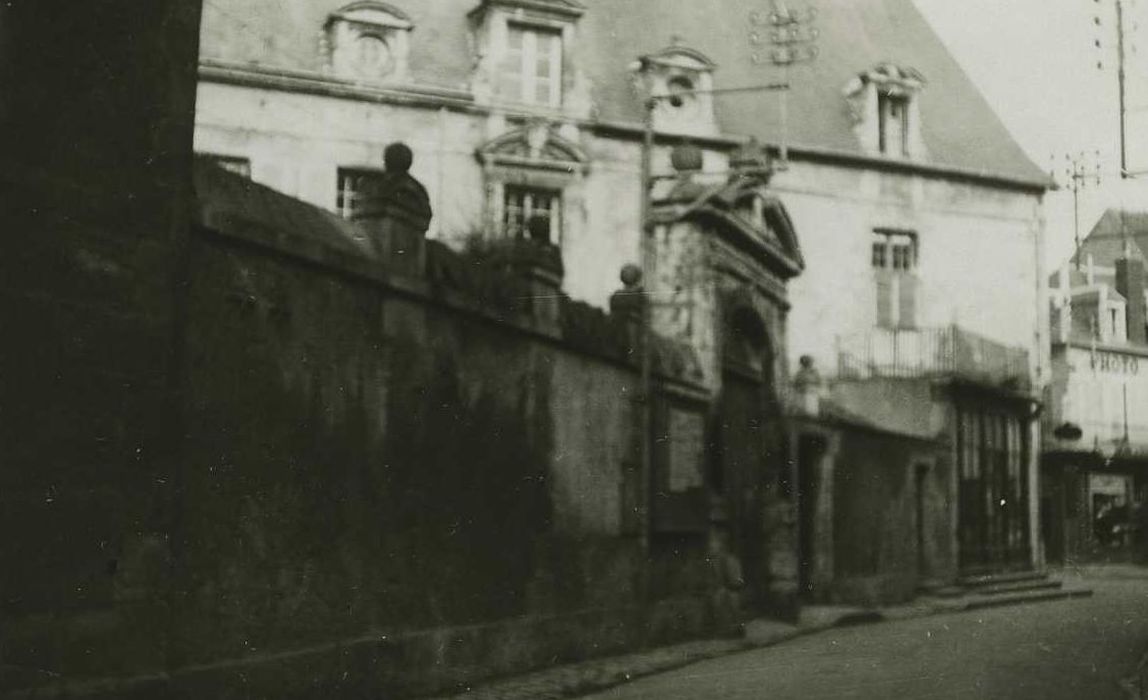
[
  {"x1": 872, "y1": 229, "x2": 918, "y2": 329},
  {"x1": 469, "y1": 1, "x2": 584, "y2": 114},
  {"x1": 499, "y1": 24, "x2": 563, "y2": 107}
]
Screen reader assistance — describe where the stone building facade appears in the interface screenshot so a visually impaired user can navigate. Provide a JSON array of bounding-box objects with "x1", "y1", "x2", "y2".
[
  {"x1": 193, "y1": 0, "x2": 1051, "y2": 599},
  {"x1": 1044, "y1": 210, "x2": 1148, "y2": 563}
]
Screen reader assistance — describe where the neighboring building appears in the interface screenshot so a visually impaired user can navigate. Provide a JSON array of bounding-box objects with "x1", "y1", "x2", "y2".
[
  {"x1": 1044, "y1": 210, "x2": 1148, "y2": 563},
  {"x1": 194, "y1": 0, "x2": 1049, "y2": 601}
]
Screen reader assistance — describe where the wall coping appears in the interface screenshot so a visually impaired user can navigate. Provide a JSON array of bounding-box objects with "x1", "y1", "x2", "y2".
[{"x1": 192, "y1": 214, "x2": 706, "y2": 393}]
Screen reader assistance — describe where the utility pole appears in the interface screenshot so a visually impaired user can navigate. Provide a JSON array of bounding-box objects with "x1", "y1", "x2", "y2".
[
  {"x1": 747, "y1": 1, "x2": 818, "y2": 166},
  {"x1": 630, "y1": 53, "x2": 791, "y2": 547},
  {"x1": 637, "y1": 96, "x2": 655, "y2": 552},
  {"x1": 1117, "y1": 0, "x2": 1130, "y2": 178},
  {"x1": 1052, "y1": 151, "x2": 1102, "y2": 269},
  {"x1": 1098, "y1": 0, "x2": 1145, "y2": 178}
]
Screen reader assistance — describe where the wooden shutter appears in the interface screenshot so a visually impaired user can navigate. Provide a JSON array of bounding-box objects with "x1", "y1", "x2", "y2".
[
  {"x1": 876, "y1": 270, "x2": 893, "y2": 328},
  {"x1": 898, "y1": 273, "x2": 919, "y2": 329}
]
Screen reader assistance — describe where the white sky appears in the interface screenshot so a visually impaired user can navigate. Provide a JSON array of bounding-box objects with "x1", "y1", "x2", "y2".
[{"x1": 912, "y1": 0, "x2": 1148, "y2": 269}]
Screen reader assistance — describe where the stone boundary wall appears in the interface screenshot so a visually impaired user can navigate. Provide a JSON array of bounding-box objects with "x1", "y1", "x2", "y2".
[{"x1": 1, "y1": 161, "x2": 717, "y2": 698}]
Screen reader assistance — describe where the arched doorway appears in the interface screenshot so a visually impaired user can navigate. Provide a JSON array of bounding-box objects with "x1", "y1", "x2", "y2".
[{"x1": 713, "y1": 300, "x2": 782, "y2": 611}]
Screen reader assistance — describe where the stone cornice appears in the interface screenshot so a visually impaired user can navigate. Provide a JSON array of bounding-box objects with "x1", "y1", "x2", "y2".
[
  {"x1": 199, "y1": 59, "x2": 475, "y2": 110},
  {"x1": 198, "y1": 60, "x2": 1052, "y2": 194},
  {"x1": 1060, "y1": 339, "x2": 1148, "y2": 358}
]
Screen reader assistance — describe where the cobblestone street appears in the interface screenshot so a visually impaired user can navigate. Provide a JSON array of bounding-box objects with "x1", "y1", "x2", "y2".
[{"x1": 582, "y1": 568, "x2": 1148, "y2": 700}]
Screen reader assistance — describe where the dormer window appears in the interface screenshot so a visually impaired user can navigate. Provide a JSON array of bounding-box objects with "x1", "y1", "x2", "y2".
[
  {"x1": 845, "y1": 63, "x2": 926, "y2": 159},
  {"x1": 877, "y1": 92, "x2": 909, "y2": 156},
  {"x1": 325, "y1": 2, "x2": 413, "y2": 84},
  {"x1": 636, "y1": 42, "x2": 719, "y2": 138},
  {"x1": 468, "y1": 0, "x2": 587, "y2": 114},
  {"x1": 500, "y1": 23, "x2": 563, "y2": 107}
]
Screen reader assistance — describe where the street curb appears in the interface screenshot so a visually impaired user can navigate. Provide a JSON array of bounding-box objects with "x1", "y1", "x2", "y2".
[
  {"x1": 961, "y1": 586, "x2": 1093, "y2": 611},
  {"x1": 1120, "y1": 647, "x2": 1148, "y2": 700},
  {"x1": 432, "y1": 584, "x2": 1094, "y2": 700},
  {"x1": 1141, "y1": 649, "x2": 1148, "y2": 700}
]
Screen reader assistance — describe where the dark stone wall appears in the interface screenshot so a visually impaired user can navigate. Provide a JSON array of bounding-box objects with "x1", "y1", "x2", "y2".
[
  {"x1": 176, "y1": 234, "x2": 562, "y2": 653},
  {"x1": 0, "y1": 3, "x2": 730, "y2": 695},
  {"x1": 159, "y1": 225, "x2": 717, "y2": 696},
  {"x1": 1, "y1": 205, "x2": 720, "y2": 697},
  {"x1": 831, "y1": 429, "x2": 952, "y2": 605},
  {"x1": 0, "y1": 1, "x2": 202, "y2": 202},
  {"x1": 0, "y1": 0, "x2": 202, "y2": 690}
]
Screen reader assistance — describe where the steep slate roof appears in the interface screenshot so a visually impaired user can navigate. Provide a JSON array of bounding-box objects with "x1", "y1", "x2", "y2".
[
  {"x1": 199, "y1": 0, "x2": 1046, "y2": 186},
  {"x1": 1072, "y1": 209, "x2": 1148, "y2": 267}
]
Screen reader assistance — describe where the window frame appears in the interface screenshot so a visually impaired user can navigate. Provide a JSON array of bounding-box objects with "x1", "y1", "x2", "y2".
[
  {"x1": 499, "y1": 22, "x2": 564, "y2": 108},
  {"x1": 200, "y1": 153, "x2": 252, "y2": 178},
  {"x1": 502, "y1": 183, "x2": 562, "y2": 244},
  {"x1": 872, "y1": 228, "x2": 920, "y2": 330},
  {"x1": 871, "y1": 229, "x2": 917, "y2": 273},
  {"x1": 877, "y1": 91, "x2": 911, "y2": 157},
  {"x1": 336, "y1": 166, "x2": 387, "y2": 219}
]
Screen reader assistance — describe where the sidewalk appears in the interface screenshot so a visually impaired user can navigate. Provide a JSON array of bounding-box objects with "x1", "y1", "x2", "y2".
[{"x1": 427, "y1": 574, "x2": 1095, "y2": 700}]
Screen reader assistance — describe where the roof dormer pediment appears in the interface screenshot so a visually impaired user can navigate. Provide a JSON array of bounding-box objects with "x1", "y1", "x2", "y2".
[
  {"x1": 654, "y1": 176, "x2": 803, "y2": 279},
  {"x1": 327, "y1": 2, "x2": 413, "y2": 30},
  {"x1": 642, "y1": 44, "x2": 717, "y2": 72},
  {"x1": 468, "y1": 0, "x2": 586, "y2": 21},
  {"x1": 635, "y1": 39, "x2": 719, "y2": 138}
]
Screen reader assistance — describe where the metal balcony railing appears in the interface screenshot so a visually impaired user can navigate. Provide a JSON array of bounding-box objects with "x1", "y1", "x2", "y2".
[{"x1": 835, "y1": 325, "x2": 1032, "y2": 391}]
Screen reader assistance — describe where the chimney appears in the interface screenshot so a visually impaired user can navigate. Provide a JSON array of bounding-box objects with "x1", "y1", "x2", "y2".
[{"x1": 1115, "y1": 248, "x2": 1147, "y2": 345}]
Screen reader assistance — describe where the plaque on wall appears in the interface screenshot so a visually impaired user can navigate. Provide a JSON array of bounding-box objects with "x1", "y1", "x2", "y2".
[{"x1": 668, "y1": 407, "x2": 705, "y2": 492}]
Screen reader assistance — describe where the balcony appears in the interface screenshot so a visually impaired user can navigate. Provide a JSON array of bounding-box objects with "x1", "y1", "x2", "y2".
[{"x1": 835, "y1": 325, "x2": 1032, "y2": 391}]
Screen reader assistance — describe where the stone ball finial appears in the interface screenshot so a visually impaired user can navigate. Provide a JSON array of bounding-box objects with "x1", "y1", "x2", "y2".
[
  {"x1": 794, "y1": 355, "x2": 821, "y2": 387},
  {"x1": 670, "y1": 143, "x2": 704, "y2": 173},
  {"x1": 620, "y1": 263, "x2": 643, "y2": 289},
  {"x1": 384, "y1": 142, "x2": 414, "y2": 174}
]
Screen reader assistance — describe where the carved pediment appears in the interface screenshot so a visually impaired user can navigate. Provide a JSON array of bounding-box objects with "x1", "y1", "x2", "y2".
[
  {"x1": 655, "y1": 176, "x2": 803, "y2": 280},
  {"x1": 328, "y1": 1, "x2": 413, "y2": 29},
  {"x1": 477, "y1": 123, "x2": 590, "y2": 174},
  {"x1": 325, "y1": 2, "x2": 414, "y2": 83}
]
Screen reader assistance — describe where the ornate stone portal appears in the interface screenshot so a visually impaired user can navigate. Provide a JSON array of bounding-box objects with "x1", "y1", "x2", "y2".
[{"x1": 648, "y1": 142, "x2": 805, "y2": 617}]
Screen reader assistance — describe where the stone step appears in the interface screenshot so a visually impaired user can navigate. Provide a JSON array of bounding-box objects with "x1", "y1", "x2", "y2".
[
  {"x1": 973, "y1": 578, "x2": 1063, "y2": 597},
  {"x1": 957, "y1": 569, "x2": 1048, "y2": 589},
  {"x1": 930, "y1": 585, "x2": 967, "y2": 598},
  {"x1": 963, "y1": 585, "x2": 1093, "y2": 611}
]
